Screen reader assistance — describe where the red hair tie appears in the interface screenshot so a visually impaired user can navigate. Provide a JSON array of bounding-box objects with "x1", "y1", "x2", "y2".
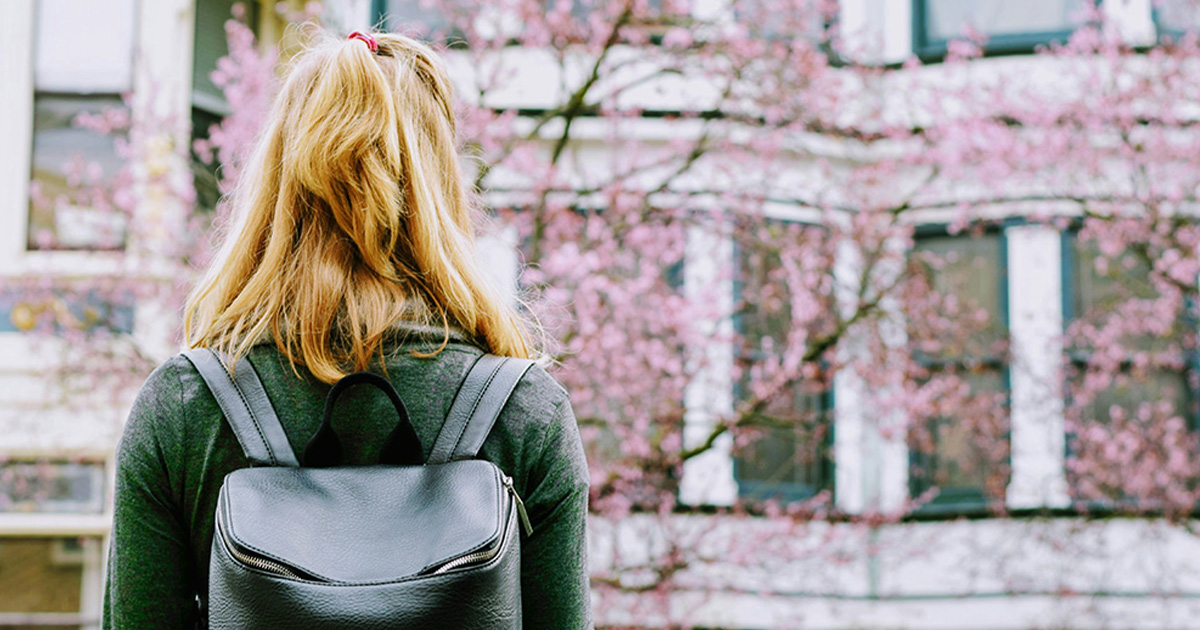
[{"x1": 348, "y1": 31, "x2": 378, "y2": 53}]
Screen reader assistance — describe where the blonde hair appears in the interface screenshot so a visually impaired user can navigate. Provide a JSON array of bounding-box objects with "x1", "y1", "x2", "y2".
[{"x1": 184, "y1": 29, "x2": 534, "y2": 383}]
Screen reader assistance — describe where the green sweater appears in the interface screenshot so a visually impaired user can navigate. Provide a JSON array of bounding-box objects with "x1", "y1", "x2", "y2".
[{"x1": 103, "y1": 327, "x2": 592, "y2": 629}]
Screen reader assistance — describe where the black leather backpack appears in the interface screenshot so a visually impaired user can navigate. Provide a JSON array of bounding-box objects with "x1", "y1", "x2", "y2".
[{"x1": 182, "y1": 348, "x2": 534, "y2": 630}]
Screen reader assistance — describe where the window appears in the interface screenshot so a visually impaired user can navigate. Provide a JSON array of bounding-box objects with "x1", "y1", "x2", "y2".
[
  {"x1": 1063, "y1": 232, "x2": 1196, "y2": 428},
  {"x1": 0, "y1": 537, "x2": 104, "y2": 629},
  {"x1": 731, "y1": 227, "x2": 833, "y2": 502},
  {"x1": 374, "y1": 0, "x2": 454, "y2": 39},
  {"x1": 0, "y1": 286, "x2": 135, "y2": 335},
  {"x1": 907, "y1": 231, "x2": 1010, "y2": 512},
  {"x1": 373, "y1": 0, "x2": 679, "y2": 45},
  {"x1": 28, "y1": 0, "x2": 138, "y2": 251},
  {"x1": 0, "y1": 462, "x2": 106, "y2": 514},
  {"x1": 912, "y1": 0, "x2": 1093, "y2": 60},
  {"x1": 191, "y1": 0, "x2": 261, "y2": 213},
  {"x1": 1154, "y1": 0, "x2": 1200, "y2": 40},
  {"x1": 0, "y1": 462, "x2": 106, "y2": 627},
  {"x1": 735, "y1": 0, "x2": 834, "y2": 44},
  {"x1": 1060, "y1": 230, "x2": 1199, "y2": 512}
]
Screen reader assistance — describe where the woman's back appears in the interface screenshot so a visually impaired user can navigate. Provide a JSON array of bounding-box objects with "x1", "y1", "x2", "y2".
[
  {"x1": 103, "y1": 27, "x2": 591, "y2": 628},
  {"x1": 102, "y1": 324, "x2": 592, "y2": 628}
]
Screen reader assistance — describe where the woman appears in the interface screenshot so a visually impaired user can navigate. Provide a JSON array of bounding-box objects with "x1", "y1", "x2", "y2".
[{"x1": 102, "y1": 29, "x2": 592, "y2": 629}]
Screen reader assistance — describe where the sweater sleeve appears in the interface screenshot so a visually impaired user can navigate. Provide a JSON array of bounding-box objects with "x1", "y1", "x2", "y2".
[
  {"x1": 103, "y1": 360, "x2": 198, "y2": 629},
  {"x1": 519, "y1": 397, "x2": 594, "y2": 630}
]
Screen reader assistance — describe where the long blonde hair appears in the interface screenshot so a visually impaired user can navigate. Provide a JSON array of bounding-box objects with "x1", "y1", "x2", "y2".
[{"x1": 184, "y1": 29, "x2": 533, "y2": 383}]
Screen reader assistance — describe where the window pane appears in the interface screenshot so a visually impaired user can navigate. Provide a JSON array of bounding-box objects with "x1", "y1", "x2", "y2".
[
  {"x1": 911, "y1": 233, "x2": 1006, "y2": 355},
  {"x1": 379, "y1": 0, "x2": 451, "y2": 37},
  {"x1": 1073, "y1": 239, "x2": 1156, "y2": 316},
  {"x1": 1076, "y1": 369, "x2": 1193, "y2": 422},
  {"x1": 0, "y1": 537, "x2": 101, "y2": 627},
  {"x1": 192, "y1": 0, "x2": 258, "y2": 114},
  {"x1": 28, "y1": 96, "x2": 128, "y2": 251},
  {"x1": 733, "y1": 229, "x2": 831, "y2": 500},
  {"x1": 0, "y1": 462, "x2": 105, "y2": 514},
  {"x1": 910, "y1": 369, "x2": 1009, "y2": 504},
  {"x1": 35, "y1": 0, "x2": 136, "y2": 93},
  {"x1": 923, "y1": 0, "x2": 1085, "y2": 41},
  {"x1": 1071, "y1": 235, "x2": 1181, "y2": 353},
  {"x1": 1156, "y1": 0, "x2": 1200, "y2": 35},
  {"x1": 734, "y1": 0, "x2": 829, "y2": 42},
  {"x1": 735, "y1": 396, "x2": 830, "y2": 500}
]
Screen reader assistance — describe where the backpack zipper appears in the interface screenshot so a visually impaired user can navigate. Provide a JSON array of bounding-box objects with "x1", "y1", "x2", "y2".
[
  {"x1": 431, "y1": 474, "x2": 528, "y2": 575},
  {"x1": 501, "y1": 474, "x2": 534, "y2": 536},
  {"x1": 430, "y1": 539, "x2": 503, "y2": 574},
  {"x1": 217, "y1": 472, "x2": 530, "y2": 580},
  {"x1": 217, "y1": 510, "x2": 307, "y2": 580}
]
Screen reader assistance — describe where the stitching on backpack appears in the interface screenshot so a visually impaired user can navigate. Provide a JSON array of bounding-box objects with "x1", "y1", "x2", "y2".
[
  {"x1": 217, "y1": 356, "x2": 277, "y2": 466},
  {"x1": 228, "y1": 497, "x2": 517, "y2": 587},
  {"x1": 450, "y1": 360, "x2": 504, "y2": 457},
  {"x1": 224, "y1": 470, "x2": 512, "y2": 585}
]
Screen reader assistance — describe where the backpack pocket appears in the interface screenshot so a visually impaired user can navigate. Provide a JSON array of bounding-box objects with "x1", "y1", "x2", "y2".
[{"x1": 207, "y1": 461, "x2": 523, "y2": 629}]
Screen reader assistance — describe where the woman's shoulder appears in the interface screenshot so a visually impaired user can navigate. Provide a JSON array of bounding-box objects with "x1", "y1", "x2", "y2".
[
  {"x1": 394, "y1": 340, "x2": 576, "y2": 448},
  {"x1": 126, "y1": 353, "x2": 200, "y2": 424},
  {"x1": 509, "y1": 361, "x2": 571, "y2": 422},
  {"x1": 116, "y1": 353, "x2": 213, "y2": 479}
]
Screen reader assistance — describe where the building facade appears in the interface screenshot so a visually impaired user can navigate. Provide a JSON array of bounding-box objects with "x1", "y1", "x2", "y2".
[{"x1": 1, "y1": 0, "x2": 1199, "y2": 628}]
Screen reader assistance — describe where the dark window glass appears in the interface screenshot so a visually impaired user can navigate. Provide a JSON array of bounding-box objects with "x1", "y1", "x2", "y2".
[
  {"x1": 907, "y1": 232, "x2": 1010, "y2": 511},
  {"x1": 1066, "y1": 235, "x2": 1195, "y2": 424},
  {"x1": 191, "y1": 1, "x2": 260, "y2": 212},
  {"x1": 192, "y1": 0, "x2": 255, "y2": 116},
  {"x1": 0, "y1": 537, "x2": 103, "y2": 627},
  {"x1": 733, "y1": 229, "x2": 832, "y2": 502},
  {"x1": 913, "y1": 0, "x2": 1092, "y2": 60}
]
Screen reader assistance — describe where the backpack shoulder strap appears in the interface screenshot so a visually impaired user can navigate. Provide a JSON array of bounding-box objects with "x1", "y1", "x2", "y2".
[
  {"x1": 427, "y1": 354, "x2": 536, "y2": 465},
  {"x1": 182, "y1": 348, "x2": 300, "y2": 468}
]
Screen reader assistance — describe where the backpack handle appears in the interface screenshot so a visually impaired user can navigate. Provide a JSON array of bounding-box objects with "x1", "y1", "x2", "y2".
[{"x1": 303, "y1": 372, "x2": 424, "y2": 467}]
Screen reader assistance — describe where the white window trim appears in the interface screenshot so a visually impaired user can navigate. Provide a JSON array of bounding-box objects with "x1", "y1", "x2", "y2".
[
  {"x1": 840, "y1": 0, "x2": 913, "y2": 64},
  {"x1": 0, "y1": 2, "x2": 36, "y2": 273},
  {"x1": 834, "y1": 234, "x2": 911, "y2": 515},
  {"x1": 1104, "y1": 0, "x2": 1156, "y2": 47},
  {"x1": 680, "y1": 224, "x2": 738, "y2": 506},
  {"x1": 1005, "y1": 224, "x2": 1070, "y2": 509}
]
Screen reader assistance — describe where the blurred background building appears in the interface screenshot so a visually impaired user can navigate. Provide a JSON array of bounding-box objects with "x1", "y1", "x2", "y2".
[{"x1": 1, "y1": 0, "x2": 1198, "y2": 628}]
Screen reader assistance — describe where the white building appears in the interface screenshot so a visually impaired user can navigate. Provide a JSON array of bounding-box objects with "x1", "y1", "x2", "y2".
[{"x1": 1, "y1": 0, "x2": 1198, "y2": 628}]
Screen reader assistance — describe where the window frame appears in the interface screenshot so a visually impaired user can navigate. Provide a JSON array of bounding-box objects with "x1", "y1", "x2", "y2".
[
  {"x1": 911, "y1": 0, "x2": 1097, "y2": 62},
  {"x1": 906, "y1": 224, "x2": 1012, "y2": 515}
]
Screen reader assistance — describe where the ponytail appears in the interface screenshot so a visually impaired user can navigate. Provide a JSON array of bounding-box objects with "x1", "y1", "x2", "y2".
[{"x1": 185, "y1": 29, "x2": 535, "y2": 383}]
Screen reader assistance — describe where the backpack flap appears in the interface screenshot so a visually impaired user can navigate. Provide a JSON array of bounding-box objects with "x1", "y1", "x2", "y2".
[{"x1": 215, "y1": 460, "x2": 512, "y2": 583}]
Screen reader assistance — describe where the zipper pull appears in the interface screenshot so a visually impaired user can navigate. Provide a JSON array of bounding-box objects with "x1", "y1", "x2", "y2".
[{"x1": 502, "y1": 475, "x2": 534, "y2": 536}]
